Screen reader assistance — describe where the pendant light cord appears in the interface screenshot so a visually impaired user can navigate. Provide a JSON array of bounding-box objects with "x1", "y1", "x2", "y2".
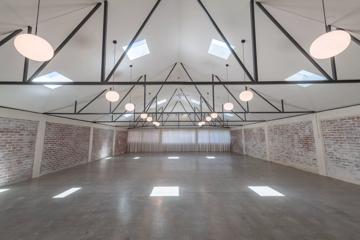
[
  {"x1": 112, "y1": 40, "x2": 117, "y2": 91},
  {"x1": 241, "y1": 40, "x2": 247, "y2": 91},
  {"x1": 129, "y1": 65, "x2": 133, "y2": 102},
  {"x1": 226, "y1": 64, "x2": 229, "y2": 102},
  {"x1": 35, "y1": 0, "x2": 41, "y2": 35},
  {"x1": 321, "y1": 0, "x2": 328, "y2": 31}
]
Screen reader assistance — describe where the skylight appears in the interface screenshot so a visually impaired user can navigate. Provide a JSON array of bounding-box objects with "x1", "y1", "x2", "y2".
[
  {"x1": 0, "y1": 189, "x2": 9, "y2": 193},
  {"x1": 150, "y1": 186, "x2": 179, "y2": 197},
  {"x1": 286, "y1": 70, "x2": 326, "y2": 87},
  {"x1": 225, "y1": 113, "x2": 234, "y2": 117},
  {"x1": 208, "y1": 39, "x2": 234, "y2": 60},
  {"x1": 33, "y1": 72, "x2": 73, "y2": 89},
  {"x1": 248, "y1": 186, "x2": 284, "y2": 197},
  {"x1": 52, "y1": 187, "x2": 81, "y2": 199},
  {"x1": 190, "y1": 99, "x2": 200, "y2": 105},
  {"x1": 122, "y1": 39, "x2": 150, "y2": 60}
]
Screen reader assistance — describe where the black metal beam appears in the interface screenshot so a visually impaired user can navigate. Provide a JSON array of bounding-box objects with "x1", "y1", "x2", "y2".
[
  {"x1": 214, "y1": 75, "x2": 247, "y2": 112},
  {"x1": 101, "y1": 0, "x2": 108, "y2": 82},
  {"x1": 326, "y1": 25, "x2": 337, "y2": 80},
  {"x1": 256, "y1": 2, "x2": 333, "y2": 81},
  {"x1": 76, "y1": 89, "x2": 107, "y2": 113},
  {"x1": 250, "y1": 0, "x2": 259, "y2": 81},
  {"x1": 249, "y1": 88, "x2": 282, "y2": 112},
  {"x1": 111, "y1": 75, "x2": 144, "y2": 113},
  {"x1": 28, "y1": 2, "x2": 102, "y2": 82},
  {"x1": 197, "y1": 0, "x2": 255, "y2": 82},
  {"x1": 105, "y1": 0, "x2": 162, "y2": 82},
  {"x1": 22, "y1": 26, "x2": 32, "y2": 82},
  {"x1": 0, "y1": 29, "x2": 22, "y2": 47},
  {"x1": 2, "y1": 79, "x2": 360, "y2": 86}
]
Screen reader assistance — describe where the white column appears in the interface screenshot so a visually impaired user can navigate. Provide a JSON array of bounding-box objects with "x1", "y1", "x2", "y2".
[
  {"x1": 32, "y1": 119, "x2": 46, "y2": 178},
  {"x1": 264, "y1": 124, "x2": 270, "y2": 161},
  {"x1": 112, "y1": 128, "x2": 116, "y2": 156},
  {"x1": 242, "y1": 128, "x2": 246, "y2": 155},
  {"x1": 88, "y1": 127, "x2": 94, "y2": 162}
]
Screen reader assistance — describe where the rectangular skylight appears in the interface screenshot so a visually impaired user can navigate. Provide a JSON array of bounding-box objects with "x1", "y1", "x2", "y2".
[
  {"x1": 190, "y1": 99, "x2": 200, "y2": 105},
  {"x1": 225, "y1": 113, "x2": 234, "y2": 117},
  {"x1": 248, "y1": 186, "x2": 284, "y2": 197},
  {"x1": 168, "y1": 156, "x2": 179, "y2": 159},
  {"x1": 206, "y1": 156, "x2": 216, "y2": 159},
  {"x1": 52, "y1": 187, "x2": 81, "y2": 199},
  {"x1": 150, "y1": 186, "x2": 179, "y2": 197},
  {"x1": 123, "y1": 39, "x2": 150, "y2": 60},
  {"x1": 208, "y1": 39, "x2": 234, "y2": 60},
  {"x1": 0, "y1": 189, "x2": 9, "y2": 193},
  {"x1": 286, "y1": 70, "x2": 326, "y2": 87},
  {"x1": 33, "y1": 72, "x2": 73, "y2": 90}
]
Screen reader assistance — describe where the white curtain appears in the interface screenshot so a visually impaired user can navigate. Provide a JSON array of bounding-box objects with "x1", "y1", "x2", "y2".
[{"x1": 127, "y1": 128, "x2": 230, "y2": 152}]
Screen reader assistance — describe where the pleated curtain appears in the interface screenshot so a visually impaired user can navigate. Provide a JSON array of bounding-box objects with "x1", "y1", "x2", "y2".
[{"x1": 127, "y1": 129, "x2": 230, "y2": 153}]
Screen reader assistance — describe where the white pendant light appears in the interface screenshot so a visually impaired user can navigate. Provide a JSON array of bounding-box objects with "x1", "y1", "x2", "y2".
[
  {"x1": 223, "y1": 102, "x2": 234, "y2": 111},
  {"x1": 310, "y1": 0, "x2": 351, "y2": 59},
  {"x1": 106, "y1": 90, "x2": 120, "y2": 102},
  {"x1": 205, "y1": 116, "x2": 212, "y2": 122},
  {"x1": 153, "y1": 121, "x2": 160, "y2": 127},
  {"x1": 198, "y1": 121, "x2": 206, "y2": 127},
  {"x1": 147, "y1": 116, "x2": 153, "y2": 122},
  {"x1": 14, "y1": 0, "x2": 54, "y2": 62},
  {"x1": 140, "y1": 113, "x2": 148, "y2": 119},
  {"x1": 239, "y1": 90, "x2": 253, "y2": 102},
  {"x1": 125, "y1": 103, "x2": 135, "y2": 112},
  {"x1": 210, "y1": 112, "x2": 218, "y2": 119},
  {"x1": 310, "y1": 30, "x2": 351, "y2": 59}
]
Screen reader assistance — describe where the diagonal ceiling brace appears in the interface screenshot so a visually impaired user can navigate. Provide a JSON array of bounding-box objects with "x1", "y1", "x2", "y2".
[
  {"x1": 27, "y1": 2, "x2": 102, "y2": 82},
  {"x1": 105, "y1": 0, "x2": 162, "y2": 82},
  {"x1": 0, "y1": 29, "x2": 22, "y2": 47},
  {"x1": 249, "y1": 88, "x2": 282, "y2": 112},
  {"x1": 256, "y1": 2, "x2": 333, "y2": 81},
  {"x1": 197, "y1": 0, "x2": 255, "y2": 82}
]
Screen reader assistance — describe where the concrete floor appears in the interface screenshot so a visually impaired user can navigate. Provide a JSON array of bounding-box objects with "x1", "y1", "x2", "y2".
[{"x1": 0, "y1": 153, "x2": 360, "y2": 240}]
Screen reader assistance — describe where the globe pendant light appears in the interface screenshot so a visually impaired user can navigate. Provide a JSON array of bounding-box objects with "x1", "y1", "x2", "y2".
[
  {"x1": 198, "y1": 121, "x2": 205, "y2": 127},
  {"x1": 153, "y1": 121, "x2": 160, "y2": 127},
  {"x1": 223, "y1": 102, "x2": 234, "y2": 111},
  {"x1": 106, "y1": 40, "x2": 120, "y2": 102},
  {"x1": 205, "y1": 116, "x2": 212, "y2": 122},
  {"x1": 140, "y1": 113, "x2": 148, "y2": 119},
  {"x1": 147, "y1": 116, "x2": 153, "y2": 122},
  {"x1": 125, "y1": 103, "x2": 135, "y2": 112},
  {"x1": 106, "y1": 89, "x2": 120, "y2": 102},
  {"x1": 14, "y1": 0, "x2": 54, "y2": 61},
  {"x1": 310, "y1": 0, "x2": 351, "y2": 59},
  {"x1": 210, "y1": 112, "x2": 218, "y2": 119},
  {"x1": 239, "y1": 89, "x2": 253, "y2": 102}
]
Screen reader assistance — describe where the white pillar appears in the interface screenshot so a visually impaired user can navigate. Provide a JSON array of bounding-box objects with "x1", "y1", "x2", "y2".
[
  {"x1": 313, "y1": 114, "x2": 327, "y2": 176},
  {"x1": 88, "y1": 127, "x2": 94, "y2": 162},
  {"x1": 32, "y1": 119, "x2": 46, "y2": 178}
]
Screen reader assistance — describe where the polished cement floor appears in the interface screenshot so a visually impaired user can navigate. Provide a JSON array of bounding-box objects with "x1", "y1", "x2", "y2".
[{"x1": 0, "y1": 153, "x2": 360, "y2": 240}]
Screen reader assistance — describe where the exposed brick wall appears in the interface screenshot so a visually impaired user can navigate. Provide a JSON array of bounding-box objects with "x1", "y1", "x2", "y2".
[
  {"x1": 268, "y1": 121, "x2": 319, "y2": 173},
  {"x1": 244, "y1": 127, "x2": 266, "y2": 159},
  {"x1": 320, "y1": 116, "x2": 360, "y2": 184},
  {"x1": 91, "y1": 128, "x2": 114, "y2": 161},
  {"x1": 0, "y1": 117, "x2": 38, "y2": 186},
  {"x1": 230, "y1": 130, "x2": 243, "y2": 154},
  {"x1": 40, "y1": 122, "x2": 90, "y2": 175},
  {"x1": 114, "y1": 130, "x2": 127, "y2": 155}
]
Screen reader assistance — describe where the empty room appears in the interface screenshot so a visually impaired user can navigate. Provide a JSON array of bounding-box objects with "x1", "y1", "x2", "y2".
[{"x1": 0, "y1": 0, "x2": 360, "y2": 239}]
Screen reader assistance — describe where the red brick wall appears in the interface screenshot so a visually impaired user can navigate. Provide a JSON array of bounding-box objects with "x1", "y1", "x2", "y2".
[
  {"x1": 0, "y1": 117, "x2": 38, "y2": 186},
  {"x1": 91, "y1": 128, "x2": 114, "y2": 161},
  {"x1": 230, "y1": 130, "x2": 243, "y2": 154},
  {"x1": 244, "y1": 127, "x2": 266, "y2": 159},
  {"x1": 40, "y1": 122, "x2": 90, "y2": 175},
  {"x1": 268, "y1": 121, "x2": 318, "y2": 173},
  {"x1": 320, "y1": 116, "x2": 360, "y2": 184},
  {"x1": 115, "y1": 130, "x2": 127, "y2": 155}
]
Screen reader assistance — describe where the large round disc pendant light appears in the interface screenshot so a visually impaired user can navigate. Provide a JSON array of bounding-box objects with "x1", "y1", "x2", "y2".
[
  {"x1": 14, "y1": 0, "x2": 54, "y2": 61},
  {"x1": 106, "y1": 90, "x2": 120, "y2": 102},
  {"x1": 125, "y1": 103, "x2": 135, "y2": 112},
  {"x1": 223, "y1": 102, "x2": 234, "y2": 111},
  {"x1": 14, "y1": 34, "x2": 54, "y2": 61},
  {"x1": 210, "y1": 113, "x2": 218, "y2": 119},
  {"x1": 310, "y1": 0, "x2": 350, "y2": 59},
  {"x1": 239, "y1": 90, "x2": 253, "y2": 102},
  {"x1": 205, "y1": 116, "x2": 212, "y2": 122},
  {"x1": 147, "y1": 116, "x2": 153, "y2": 122},
  {"x1": 310, "y1": 30, "x2": 351, "y2": 59}
]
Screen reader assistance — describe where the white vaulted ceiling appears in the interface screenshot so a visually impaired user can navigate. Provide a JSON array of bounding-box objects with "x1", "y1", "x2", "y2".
[{"x1": 0, "y1": 0, "x2": 359, "y2": 127}]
